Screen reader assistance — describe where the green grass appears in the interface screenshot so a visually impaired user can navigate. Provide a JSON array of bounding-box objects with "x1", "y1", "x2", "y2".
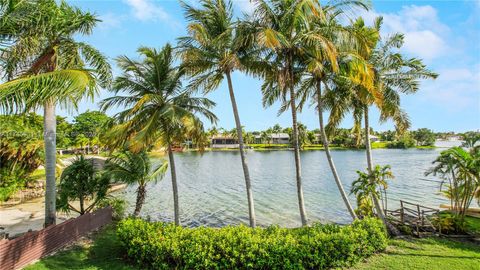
[
  {"x1": 24, "y1": 225, "x2": 138, "y2": 270},
  {"x1": 26, "y1": 223, "x2": 480, "y2": 270},
  {"x1": 352, "y1": 237, "x2": 480, "y2": 270},
  {"x1": 29, "y1": 168, "x2": 46, "y2": 181}
]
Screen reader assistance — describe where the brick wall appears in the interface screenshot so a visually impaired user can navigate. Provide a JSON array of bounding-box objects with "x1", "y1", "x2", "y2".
[{"x1": 0, "y1": 207, "x2": 112, "y2": 270}]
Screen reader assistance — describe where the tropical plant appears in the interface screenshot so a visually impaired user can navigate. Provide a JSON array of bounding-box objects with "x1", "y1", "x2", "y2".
[
  {"x1": 101, "y1": 44, "x2": 216, "y2": 225},
  {"x1": 57, "y1": 155, "x2": 110, "y2": 215},
  {"x1": 178, "y1": 0, "x2": 257, "y2": 227},
  {"x1": 0, "y1": 0, "x2": 111, "y2": 226},
  {"x1": 71, "y1": 111, "x2": 111, "y2": 154},
  {"x1": 351, "y1": 165, "x2": 394, "y2": 218},
  {"x1": 462, "y1": 132, "x2": 480, "y2": 148},
  {"x1": 426, "y1": 147, "x2": 480, "y2": 226},
  {"x1": 104, "y1": 150, "x2": 168, "y2": 217}
]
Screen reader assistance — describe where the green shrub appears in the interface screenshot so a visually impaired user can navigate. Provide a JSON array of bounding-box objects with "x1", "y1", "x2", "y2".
[{"x1": 117, "y1": 218, "x2": 387, "y2": 269}]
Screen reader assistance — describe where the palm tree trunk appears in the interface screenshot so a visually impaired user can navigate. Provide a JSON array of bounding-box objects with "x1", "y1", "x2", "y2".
[
  {"x1": 44, "y1": 100, "x2": 57, "y2": 227},
  {"x1": 167, "y1": 144, "x2": 180, "y2": 226},
  {"x1": 317, "y1": 82, "x2": 357, "y2": 220},
  {"x1": 225, "y1": 71, "x2": 256, "y2": 227},
  {"x1": 133, "y1": 183, "x2": 146, "y2": 217},
  {"x1": 287, "y1": 58, "x2": 308, "y2": 226},
  {"x1": 364, "y1": 106, "x2": 400, "y2": 235}
]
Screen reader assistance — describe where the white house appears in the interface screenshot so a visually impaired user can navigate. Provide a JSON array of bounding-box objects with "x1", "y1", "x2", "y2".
[{"x1": 254, "y1": 133, "x2": 290, "y2": 144}]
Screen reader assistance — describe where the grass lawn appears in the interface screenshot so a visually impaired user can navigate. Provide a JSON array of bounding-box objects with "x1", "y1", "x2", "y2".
[
  {"x1": 24, "y1": 225, "x2": 138, "y2": 270},
  {"x1": 352, "y1": 237, "x2": 480, "y2": 270},
  {"x1": 25, "y1": 223, "x2": 480, "y2": 270}
]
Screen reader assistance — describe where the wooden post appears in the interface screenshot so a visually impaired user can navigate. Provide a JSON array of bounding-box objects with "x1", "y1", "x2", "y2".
[{"x1": 400, "y1": 200, "x2": 404, "y2": 224}]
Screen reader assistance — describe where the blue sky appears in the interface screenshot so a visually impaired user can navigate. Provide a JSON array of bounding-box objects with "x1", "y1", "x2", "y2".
[{"x1": 63, "y1": 0, "x2": 480, "y2": 132}]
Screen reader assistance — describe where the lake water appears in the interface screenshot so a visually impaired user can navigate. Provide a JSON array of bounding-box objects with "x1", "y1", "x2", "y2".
[{"x1": 116, "y1": 143, "x2": 461, "y2": 227}]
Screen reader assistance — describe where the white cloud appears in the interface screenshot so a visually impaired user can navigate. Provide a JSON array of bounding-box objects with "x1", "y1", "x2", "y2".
[
  {"x1": 98, "y1": 13, "x2": 123, "y2": 29},
  {"x1": 419, "y1": 66, "x2": 480, "y2": 109},
  {"x1": 360, "y1": 5, "x2": 449, "y2": 60},
  {"x1": 124, "y1": 0, "x2": 169, "y2": 22}
]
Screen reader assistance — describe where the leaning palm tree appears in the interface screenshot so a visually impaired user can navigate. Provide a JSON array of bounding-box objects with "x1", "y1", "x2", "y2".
[
  {"x1": 0, "y1": 0, "x2": 111, "y2": 226},
  {"x1": 101, "y1": 45, "x2": 217, "y2": 226},
  {"x1": 241, "y1": 0, "x2": 337, "y2": 226},
  {"x1": 298, "y1": 13, "x2": 380, "y2": 220},
  {"x1": 104, "y1": 150, "x2": 168, "y2": 217},
  {"x1": 323, "y1": 18, "x2": 437, "y2": 233},
  {"x1": 177, "y1": 0, "x2": 257, "y2": 227}
]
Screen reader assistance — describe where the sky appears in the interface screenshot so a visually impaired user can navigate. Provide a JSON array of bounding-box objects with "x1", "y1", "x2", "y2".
[{"x1": 61, "y1": 0, "x2": 480, "y2": 132}]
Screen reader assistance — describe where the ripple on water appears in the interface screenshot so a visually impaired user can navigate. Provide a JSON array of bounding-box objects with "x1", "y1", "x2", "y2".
[{"x1": 117, "y1": 149, "x2": 448, "y2": 227}]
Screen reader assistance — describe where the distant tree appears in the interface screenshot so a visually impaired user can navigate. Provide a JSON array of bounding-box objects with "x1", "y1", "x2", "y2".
[
  {"x1": 412, "y1": 128, "x2": 436, "y2": 146},
  {"x1": 72, "y1": 111, "x2": 111, "y2": 153},
  {"x1": 56, "y1": 116, "x2": 73, "y2": 149},
  {"x1": 57, "y1": 155, "x2": 110, "y2": 215},
  {"x1": 379, "y1": 130, "x2": 396, "y2": 141},
  {"x1": 271, "y1": 124, "x2": 282, "y2": 134},
  {"x1": 388, "y1": 132, "x2": 416, "y2": 149}
]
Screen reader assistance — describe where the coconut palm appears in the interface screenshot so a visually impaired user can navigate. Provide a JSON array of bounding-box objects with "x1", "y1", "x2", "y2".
[
  {"x1": 0, "y1": 0, "x2": 111, "y2": 226},
  {"x1": 104, "y1": 150, "x2": 168, "y2": 217},
  {"x1": 101, "y1": 44, "x2": 217, "y2": 225},
  {"x1": 242, "y1": 0, "x2": 349, "y2": 225},
  {"x1": 322, "y1": 19, "x2": 437, "y2": 231},
  {"x1": 297, "y1": 12, "x2": 380, "y2": 220},
  {"x1": 177, "y1": 0, "x2": 257, "y2": 227}
]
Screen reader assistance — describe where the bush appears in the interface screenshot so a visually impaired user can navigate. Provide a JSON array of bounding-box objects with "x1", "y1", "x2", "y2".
[{"x1": 117, "y1": 218, "x2": 387, "y2": 269}]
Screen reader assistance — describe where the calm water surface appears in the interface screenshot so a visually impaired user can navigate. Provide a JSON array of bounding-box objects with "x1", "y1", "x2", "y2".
[{"x1": 117, "y1": 146, "x2": 456, "y2": 227}]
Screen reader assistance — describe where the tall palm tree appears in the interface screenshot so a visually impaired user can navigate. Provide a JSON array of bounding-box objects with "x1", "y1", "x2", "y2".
[
  {"x1": 0, "y1": 0, "x2": 111, "y2": 226},
  {"x1": 104, "y1": 150, "x2": 168, "y2": 217},
  {"x1": 323, "y1": 18, "x2": 437, "y2": 232},
  {"x1": 242, "y1": 0, "x2": 337, "y2": 226},
  {"x1": 297, "y1": 12, "x2": 379, "y2": 220},
  {"x1": 101, "y1": 45, "x2": 217, "y2": 226},
  {"x1": 178, "y1": 0, "x2": 257, "y2": 227}
]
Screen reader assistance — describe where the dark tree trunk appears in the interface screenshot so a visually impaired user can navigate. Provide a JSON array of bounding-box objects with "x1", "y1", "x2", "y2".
[{"x1": 133, "y1": 183, "x2": 146, "y2": 217}]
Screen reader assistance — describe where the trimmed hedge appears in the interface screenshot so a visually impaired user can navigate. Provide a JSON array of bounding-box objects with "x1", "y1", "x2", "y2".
[{"x1": 117, "y1": 218, "x2": 387, "y2": 269}]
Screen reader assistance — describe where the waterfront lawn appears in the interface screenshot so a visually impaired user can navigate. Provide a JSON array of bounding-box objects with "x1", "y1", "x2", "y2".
[
  {"x1": 352, "y1": 237, "x2": 480, "y2": 270},
  {"x1": 26, "y1": 224, "x2": 480, "y2": 270}
]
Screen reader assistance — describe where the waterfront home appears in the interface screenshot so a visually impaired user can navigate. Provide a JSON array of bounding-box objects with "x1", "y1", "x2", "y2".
[
  {"x1": 211, "y1": 135, "x2": 239, "y2": 148},
  {"x1": 369, "y1": 135, "x2": 380, "y2": 142},
  {"x1": 254, "y1": 133, "x2": 290, "y2": 144}
]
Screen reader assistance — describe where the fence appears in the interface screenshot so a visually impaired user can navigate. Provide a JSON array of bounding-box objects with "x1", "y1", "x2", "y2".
[{"x1": 0, "y1": 207, "x2": 112, "y2": 270}]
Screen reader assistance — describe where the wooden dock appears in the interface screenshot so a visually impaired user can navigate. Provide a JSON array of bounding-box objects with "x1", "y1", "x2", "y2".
[{"x1": 386, "y1": 200, "x2": 440, "y2": 237}]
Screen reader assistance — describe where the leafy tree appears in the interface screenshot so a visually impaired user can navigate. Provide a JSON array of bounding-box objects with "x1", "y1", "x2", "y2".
[
  {"x1": 72, "y1": 110, "x2": 111, "y2": 153},
  {"x1": 56, "y1": 116, "x2": 73, "y2": 149},
  {"x1": 101, "y1": 45, "x2": 216, "y2": 225},
  {"x1": 412, "y1": 128, "x2": 436, "y2": 146},
  {"x1": 178, "y1": 0, "x2": 257, "y2": 227},
  {"x1": 0, "y1": 113, "x2": 44, "y2": 201},
  {"x1": 387, "y1": 132, "x2": 416, "y2": 149},
  {"x1": 104, "y1": 150, "x2": 168, "y2": 217},
  {"x1": 57, "y1": 155, "x2": 110, "y2": 215},
  {"x1": 0, "y1": 0, "x2": 111, "y2": 226}
]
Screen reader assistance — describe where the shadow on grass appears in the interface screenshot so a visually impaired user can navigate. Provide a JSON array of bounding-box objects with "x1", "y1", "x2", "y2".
[{"x1": 25, "y1": 225, "x2": 137, "y2": 270}]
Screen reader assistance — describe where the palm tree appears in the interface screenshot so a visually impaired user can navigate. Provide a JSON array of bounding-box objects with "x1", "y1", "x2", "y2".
[
  {"x1": 178, "y1": 0, "x2": 257, "y2": 227},
  {"x1": 243, "y1": 0, "x2": 341, "y2": 225},
  {"x1": 297, "y1": 12, "x2": 380, "y2": 220},
  {"x1": 101, "y1": 45, "x2": 217, "y2": 225},
  {"x1": 322, "y1": 18, "x2": 437, "y2": 231},
  {"x1": 104, "y1": 150, "x2": 168, "y2": 217},
  {"x1": 0, "y1": 0, "x2": 111, "y2": 226}
]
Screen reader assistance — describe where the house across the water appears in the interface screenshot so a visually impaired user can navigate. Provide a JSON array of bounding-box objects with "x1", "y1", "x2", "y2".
[
  {"x1": 254, "y1": 133, "x2": 290, "y2": 144},
  {"x1": 211, "y1": 136, "x2": 239, "y2": 148}
]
